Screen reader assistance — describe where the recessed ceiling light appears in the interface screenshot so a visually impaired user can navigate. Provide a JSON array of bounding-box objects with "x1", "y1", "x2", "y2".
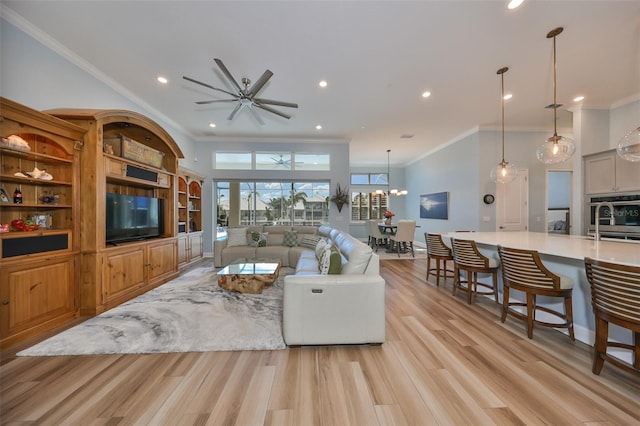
[
  {"x1": 157, "y1": 76, "x2": 168, "y2": 84},
  {"x1": 209, "y1": 123, "x2": 216, "y2": 128},
  {"x1": 507, "y1": 0, "x2": 525, "y2": 9},
  {"x1": 400, "y1": 134, "x2": 414, "y2": 139},
  {"x1": 422, "y1": 91, "x2": 431, "y2": 98},
  {"x1": 504, "y1": 93, "x2": 513, "y2": 100},
  {"x1": 573, "y1": 96, "x2": 585, "y2": 102},
  {"x1": 316, "y1": 125, "x2": 322, "y2": 130},
  {"x1": 319, "y1": 80, "x2": 328, "y2": 88}
]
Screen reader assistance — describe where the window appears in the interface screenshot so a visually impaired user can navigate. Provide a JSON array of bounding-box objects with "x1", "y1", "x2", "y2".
[
  {"x1": 215, "y1": 151, "x2": 330, "y2": 171},
  {"x1": 215, "y1": 152, "x2": 252, "y2": 170},
  {"x1": 351, "y1": 173, "x2": 388, "y2": 185},
  {"x1": 214, "y1": 180, "x2": 330, "y2": 228},
  {"x1": 256, "y1": 152, "x2": 291, "y2": 170},
  {"x1": 351, "y1": 191, "x2": 388, "y2": 221},
  {"x1": 295, "y1": 153, "x2": 330, "y2": 171}
]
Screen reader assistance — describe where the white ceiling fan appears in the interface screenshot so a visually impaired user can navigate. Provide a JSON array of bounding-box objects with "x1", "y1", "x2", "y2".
[{"x1": 183, "y1": 58, "x2": 298, "y2": 125}]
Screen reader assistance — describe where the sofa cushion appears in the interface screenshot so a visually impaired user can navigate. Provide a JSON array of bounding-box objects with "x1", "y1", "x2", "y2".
[
  {"x1": 255, "y1": 246, "x2": 290, "y2": 266},
  {"x1": 288, "y1": 246, "x2": 314, "y2": 268},
  {"x1": 295, "y1": 251, "x2": 321, "y2": 275},
  {"x1": 227, "y1": 227, "x2": 248, "y2": 247},
  {"x1": 336, "y1": 234, "x2": 373, "y2": 274},
  {"x1": 221, "y1": 246, "x2": 257, "y2": 266},
  {"x1": 301, "y1": 234, "x2": 322, "y2": 249},
  {"x1": 283, "y1": 230, "x2": 298, "y2": 247}
]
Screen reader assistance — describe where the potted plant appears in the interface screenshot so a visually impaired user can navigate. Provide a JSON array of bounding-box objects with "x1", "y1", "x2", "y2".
[
  {"x1": 384, "y1": 209, "x2": 395, "y2": 225},
  {"x1": 330, "y1": 183, "x2": 349, "y2": 213}
]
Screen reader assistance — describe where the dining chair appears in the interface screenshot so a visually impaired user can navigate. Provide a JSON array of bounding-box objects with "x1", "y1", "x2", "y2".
[
  {"x1": 425, "y1": 232, "x2": 454, "y2": 287},
  {"x1": 389, "y1": 220, "x2": 416, "y2": 257},
  {"x1": 584, "y1": 257, "x2": 640, "y2": 376},
  {"x1": 497, "y1": 245, "x2": 574, "y2": 340},
  {"x1": 368, "y1": 220, "x2": 387, "y2": 252},
  {"x1": 451, "y1": 238, "x2": 499, "y2": 304}
]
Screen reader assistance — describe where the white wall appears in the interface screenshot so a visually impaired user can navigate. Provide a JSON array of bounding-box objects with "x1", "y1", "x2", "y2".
[
  {"x1": 404, "y1": 132, "x2": 480, "y2": 242},
  {"x1": 0, "y1": 19, "x2": 196, "y2": 161}
]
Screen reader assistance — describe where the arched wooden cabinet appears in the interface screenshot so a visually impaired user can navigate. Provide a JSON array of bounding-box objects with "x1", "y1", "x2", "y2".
[
  {"x1": 177, "y1": 167, "x2": 204, "y2": 269},
  {"x1": 0, "y1": 98, "x2": 86, "y2": 347},
  {"x1": 47, "y1": 108, "x2": 184, "y2": 315}
]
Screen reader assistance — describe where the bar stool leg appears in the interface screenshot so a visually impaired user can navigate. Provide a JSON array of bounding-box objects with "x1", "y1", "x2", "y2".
[
  {"x1": 426, "y1": 256, "x2": 432, "y2": 281},
  {"x1": 492, "y1": 271, "x2": 499, "y2": 303},
  {"x1": 634, "y1": 332, "x2": 639, "y2": 370},
  {"x1": 501, "y1": 286, "x2": 510, "y2": 323},
  {"x1": 564, "y1": 296, "x2": 575, "y2": 341},
  {"x1": 526, "y1": 293, "x2": 535, "y2": 339},
  {"x1": 593, "y1": 316, "x2": 609, "y2": 374},
  {"x1": 436, "y1": 259, "x2": 441, "y2": 287}
]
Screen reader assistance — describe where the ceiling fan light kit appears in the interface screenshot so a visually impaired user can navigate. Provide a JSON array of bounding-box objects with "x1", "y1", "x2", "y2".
[
  {"x1": 490, "y1": 66, "x2": 518, "y2": 184},
  {"x1": 536, "y1": 27, "x2": 576, "y2": 164},
  {"x1": 183, "y1": 58, "x2": 298, "y2": 125}
]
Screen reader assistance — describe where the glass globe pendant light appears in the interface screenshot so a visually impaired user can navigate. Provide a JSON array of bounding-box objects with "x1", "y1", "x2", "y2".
[
  {"x1": 617, "y1": 126, "x2": 640, "y2": 162},
  {"x1": 536, "y1": 27, "x2": 575, "y2": 164},
  {"x1": 490, "y1": 67, "x2": 518, "y2": 183}
]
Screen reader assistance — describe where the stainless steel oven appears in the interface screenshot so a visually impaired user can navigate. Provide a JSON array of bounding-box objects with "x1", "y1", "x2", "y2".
[{"x1": 587, "y1": 194, "x2": 640, "y2": 240}]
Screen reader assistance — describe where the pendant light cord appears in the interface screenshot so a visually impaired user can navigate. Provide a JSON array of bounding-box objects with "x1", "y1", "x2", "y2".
[{"x1": 501, "y1": 70, "x2": 505, "y2": 163}]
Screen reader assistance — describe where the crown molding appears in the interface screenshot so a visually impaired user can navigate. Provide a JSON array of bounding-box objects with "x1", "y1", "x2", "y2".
[{"x1": 0, "y1": 4, "x2": 194, "y2": 140}]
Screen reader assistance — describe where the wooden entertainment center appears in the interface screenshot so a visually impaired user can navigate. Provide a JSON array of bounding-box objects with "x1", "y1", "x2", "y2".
[{"x1": 0, "y1": 98, "x2": 185, "y2": 346}]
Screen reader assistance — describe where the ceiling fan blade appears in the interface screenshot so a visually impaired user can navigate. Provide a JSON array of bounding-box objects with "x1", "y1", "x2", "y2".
[
  {"x1": 183, "y1": 76, "x2": 238, "y2": 97},
  {"x1": 227, "y1": 103, "x2": 242, "y2": 121},
  {"x1": 247, "y1": 69, "x2": 273, "y2": 98},
  {"x1": 255, "y1": 103, "x2": 292, "y2": 119},
  {"x1": 195, "y1": 99, "x2": 237, "y2": 105},
  {"x1": 254, "y1": 98, "x2": 298, "y2": 108},
  {"x1": 249, "y1": 105, "x2": 265, "y2": 125},
  {"x1": 214, "y1": 58, "x2": 243, "y2": 94}
]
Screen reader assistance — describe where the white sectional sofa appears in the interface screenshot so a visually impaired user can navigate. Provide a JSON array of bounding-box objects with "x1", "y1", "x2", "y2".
[
  {"x1": 214, "y1": 225, "x2": 319, "y2": 268},
  {"x1": 214, "y1": 225, "x2": 386, "y2": 346}
]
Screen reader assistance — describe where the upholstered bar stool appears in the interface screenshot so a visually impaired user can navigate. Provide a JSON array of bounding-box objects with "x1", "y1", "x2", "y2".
[
  {"x1": 497, "y1": 245, "x2": 574, "y2": 341},
  {"x1": 585, "y1": 257, "x2": 640, "y2": 376},
  {"x1": 425, "y1": 233, "x2": 454, "y2": 287},
  {"x1": 450, "y1": 238, "x2": 499, "y2": 304}
]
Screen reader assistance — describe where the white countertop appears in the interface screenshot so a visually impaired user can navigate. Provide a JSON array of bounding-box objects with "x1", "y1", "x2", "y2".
[{"x1": 445, "y1": 232, "x2": 640, "y2": 266}]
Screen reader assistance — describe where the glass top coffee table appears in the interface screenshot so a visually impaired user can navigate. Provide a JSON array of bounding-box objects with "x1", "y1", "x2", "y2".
[{"x1": 217, "y1": 258, "x2": 282, "y2": 294}]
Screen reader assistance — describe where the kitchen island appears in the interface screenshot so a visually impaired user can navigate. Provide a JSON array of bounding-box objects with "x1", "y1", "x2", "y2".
[{"x1": 445, "y1": 231, "x2": 639, "y2": 349}]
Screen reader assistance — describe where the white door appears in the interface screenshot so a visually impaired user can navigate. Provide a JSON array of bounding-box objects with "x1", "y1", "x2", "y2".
[{"x1": 496, "y1": 169, "x2": 529, "y2": 231}]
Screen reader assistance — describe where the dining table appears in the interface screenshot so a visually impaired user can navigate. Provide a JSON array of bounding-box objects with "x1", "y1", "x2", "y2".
[{"x1": 377, "y1": 223, "x2": 397, "y2": 235}]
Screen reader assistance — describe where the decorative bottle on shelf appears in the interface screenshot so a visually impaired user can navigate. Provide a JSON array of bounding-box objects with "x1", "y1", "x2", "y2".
[{"x1": 13, "y1": 187, "x2": 23, "y2": 204}]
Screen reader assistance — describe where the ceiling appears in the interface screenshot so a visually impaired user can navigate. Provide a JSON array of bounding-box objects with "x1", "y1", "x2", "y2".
[{"x1": 2, "y1": 1, "x2": 639, "y2": 166}]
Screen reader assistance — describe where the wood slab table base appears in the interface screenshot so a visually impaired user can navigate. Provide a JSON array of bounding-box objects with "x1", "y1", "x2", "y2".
[{"x1": 217, "y1": 262, "x2": 281, "y2": 294}]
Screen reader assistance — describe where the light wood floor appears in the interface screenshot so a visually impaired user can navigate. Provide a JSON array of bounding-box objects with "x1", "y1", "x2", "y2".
[{"x1": 1, "y1": 259, "x2": 639, "y2": 425}]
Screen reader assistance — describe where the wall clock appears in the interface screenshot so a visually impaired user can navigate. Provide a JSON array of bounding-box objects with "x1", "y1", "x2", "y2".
[{"x1": 483, "y1": 194, "x2": 495, "y2": 205}]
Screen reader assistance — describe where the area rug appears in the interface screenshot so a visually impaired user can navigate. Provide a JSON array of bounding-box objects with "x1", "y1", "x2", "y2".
[{"x1": 18, "y1": 265, "x2": 289, "y2": 356}]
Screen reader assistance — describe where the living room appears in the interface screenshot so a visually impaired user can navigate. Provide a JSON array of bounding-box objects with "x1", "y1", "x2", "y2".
[{"x1": 1, "y1": 1, "x2": 639, "y2": 423}]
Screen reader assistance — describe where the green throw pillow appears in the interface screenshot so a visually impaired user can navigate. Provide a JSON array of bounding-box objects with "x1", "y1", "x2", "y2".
[
  {"x1": 283, "y1": 230, "x2": 298, "y2": 247},
  {"x1": 250, "y1": 231, "x2": 268, "y2": 247},
  {"x1": 320, "y1": 245, "x2": 342, "y2": 275},
  {"x1": 328, "y1": 245, "x2": 342, "y2": 274}
]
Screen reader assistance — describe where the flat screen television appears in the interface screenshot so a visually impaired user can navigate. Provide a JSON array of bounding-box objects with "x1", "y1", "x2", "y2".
[{"x1": 106, "y1": 193, "x2": 164, "y2": 243}]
